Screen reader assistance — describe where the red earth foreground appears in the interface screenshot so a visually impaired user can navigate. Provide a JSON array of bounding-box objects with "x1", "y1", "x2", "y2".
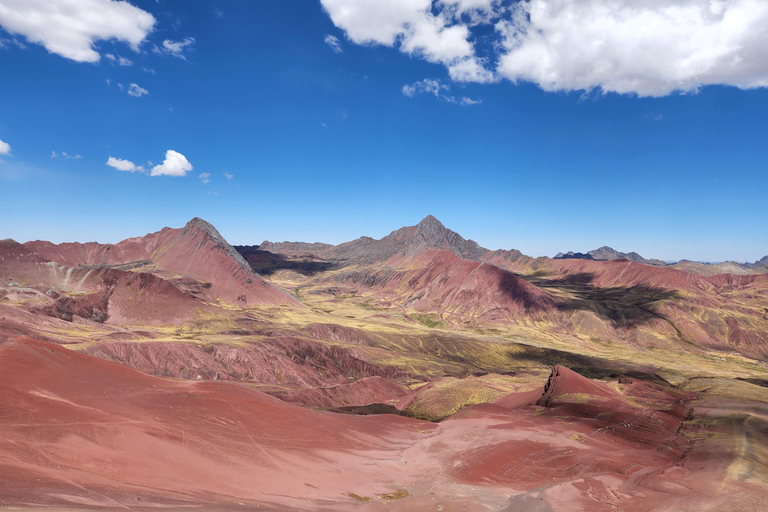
[{"x1": 2, "y1": 337, "x2": 766, "y2": 511}]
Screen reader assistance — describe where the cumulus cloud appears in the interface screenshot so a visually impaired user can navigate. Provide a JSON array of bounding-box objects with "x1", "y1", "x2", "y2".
[
  {"x1": 321, "y1": 0, "x2": 494, "y2": 83},
  {"x1": 106, "y1": 156, "x2": 144, "y2": 173},
  {"x1": 496, "y1": 0, "x2": 768, "y2": 96},
  {"x1": 322, "y1": 0, "x2": 768, "y2": 97},
  {"x1": 151, "y1": 150, "x2": 193, "y2": 177},
  {"x1": 0, "y1": 138, "x2": 10, "y2": 155},
  {"x1": 127, "y1": 83, "x2": 148, "y2": 97},
  {"x1": 199, "y1": 172, "x2": 210, "y2": 183},
  {"x1": 0, "y1": 0, "x2": 155, "y2": 63},
  {"x1": 154, "y1": 37, "x2": 195, "y2": 59},
  {"x1": 324, "y1": 34, "x2": 342, "y2": 53}
]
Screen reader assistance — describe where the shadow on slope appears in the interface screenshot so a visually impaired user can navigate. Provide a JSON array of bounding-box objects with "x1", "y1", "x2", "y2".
[
  {"x1": 238, "y1": 249, "x2": 338, "y2": 276},
  {"x1": 526, "y1": 272, "x2": 684, "y2": 331}
]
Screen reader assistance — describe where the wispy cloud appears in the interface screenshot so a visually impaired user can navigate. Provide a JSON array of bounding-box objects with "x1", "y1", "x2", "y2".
[
  {"x1": 324, "y1": 34, "x2": 342, "y2": 54},
  {"x1": 0, "y1": 37, "x2": 25, "y2": 49},
  {"x1": 52, "y1": 151, "x2": 82, "y2": 159},
  {"x1": 154, "y1": 37, "x2": 195, "y2": 60},
  {"x1": 199, "y1": 172, "x2": 210, "y2": 183},
  {"x1": 105, "y1": 53, "x2": 133, "y2": 66},
  {"x1": 127, "y1": 83, "x2": 148, "y2": 97},
  {"x1": 402, "y1": 78, "x2": 446, "y2": 98},
  {"x1": 223, "y1": 171, "x2": 233, "y2": 180},
  {"x1": 402, "y1": 78, "x2": 481, "y2": 106}
]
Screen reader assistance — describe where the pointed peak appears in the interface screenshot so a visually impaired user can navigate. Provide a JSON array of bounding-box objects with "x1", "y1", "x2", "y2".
[
  {"x1": 180, "y1": 217, "x2": 251, "y2": 270},
  {"x1": 417, "y1": 215, "x2": 444, "y2": 228},
  {"x1": 183, "y1": 217, "x2": 216, "y2": 234}
]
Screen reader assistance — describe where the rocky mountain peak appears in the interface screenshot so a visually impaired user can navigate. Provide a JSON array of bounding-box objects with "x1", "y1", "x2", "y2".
[
  {"x1": 181, "y1": 217, "x2": 251, "y2": 270},
  {"x1": 406, "y1": 215, "x2": 485, "y2": 260}
]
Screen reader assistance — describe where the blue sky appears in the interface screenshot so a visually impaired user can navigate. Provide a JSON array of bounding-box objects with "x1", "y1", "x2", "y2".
[{"x1": 1, "y1": 0, "x2": 766, "y2": 262}]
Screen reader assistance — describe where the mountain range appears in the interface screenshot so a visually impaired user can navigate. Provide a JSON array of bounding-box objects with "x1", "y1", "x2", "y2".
[{"x1": 1, "y1": 215, "x2": 767, "y2": 511}]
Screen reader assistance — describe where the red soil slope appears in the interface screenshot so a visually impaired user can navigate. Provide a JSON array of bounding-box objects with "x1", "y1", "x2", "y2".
[
  {"x1": 543, "y1": 257, "x2": 768, "y2": 294},
  {"x1": 443, "y1": 367, "x2": 728, "y2": 512},
  {"x1": 24, "y1": 218, "x2": 295, "y2": 307},
  {"x1": 341, "y1": 248, "x2": 561, "y2": 324},
  {"x1": 1, "y1": 240, "x2": 203, "y2": 325},
  {"x1": 0, "y1": 336, "x2": 431, "y2": 509},
  {"x1": 1, "y1": 337, "x2": 761, "y2": 511}
]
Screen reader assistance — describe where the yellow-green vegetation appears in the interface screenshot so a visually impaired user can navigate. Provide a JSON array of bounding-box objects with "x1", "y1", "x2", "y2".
[
  {"x1": 680, "y1": 377, "x2": 768, "y2": 403},
  {"x1": 377, "y1": 490, "x2": 409, "y2": 500},
  {"x1": 552, "y1": 393, "x2": 591, "y2": 404},
  {"x1": 410, "y1": 312, "x2": 445, "y2": 329},
  {"x1": 346, "y1": 493, "x2": 372, "y2": 502},
  {"x1": 404, "y1": 374, "x2": 535, "y2": 421}
]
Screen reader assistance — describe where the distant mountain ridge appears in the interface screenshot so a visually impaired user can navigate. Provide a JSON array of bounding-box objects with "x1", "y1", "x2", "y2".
[
  {"x1": 258, "y1": 216, "x2": 766, "y2": 276},
  {"x1": 744, "y1": 255, "x2": 768, "y2": 269},
  {"x1": 260, "y1": 215, "x2": 488, "y2": 264},
  {"x1": 554, "y1": 246, "x2": 667, "y2": 267}
]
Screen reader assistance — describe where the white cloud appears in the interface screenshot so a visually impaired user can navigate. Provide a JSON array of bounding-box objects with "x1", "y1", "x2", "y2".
[
  {"x1": 321, "y1": 0, "x2": 493, "y2": 83},
  {"x1": 199, "y1": 172, "x2": 210, "y2": 183},
  {"x1": 460, "y1": 96, "x2": 481, "y2": 106},
  {"x1": 127, "y1": 83, "x2": 148, "y2": 97},
  {"x1": 322, "y1": 0, "x2": 768, "y2": 97},
  {"x1": 142, "y1": 67, "x2": 155, "y2": 74},
  {"x1": 0, "y1": 138, "x2": 10, "y2": 155},
  {"x1": 0, "y1": 0, "x2": 155, "y2": 63},
  {"x1": 496, "y1": 0, "x2": 768, "y2": 96},
  {"x1": 223, "y1": 171, "x2": 233, "y2": 180},
  {"x1": 155, "y1": 37, "x2": 195, "y2": 59},
  {"x1": 118, "y1": 56, "x2": 132, "y2": 66},
  {"x1": 324, "y1": 34, "x2": 342, "y2": 53},
  {"x1": 214, "y1": 9, "x2": 224, "y2": 18},
  {"x1": 151, "y1": 150, "x2": 193, "y2": 177},
  {"x1": 107, "y1": 156, "x2": 144, "y2": 173}
]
